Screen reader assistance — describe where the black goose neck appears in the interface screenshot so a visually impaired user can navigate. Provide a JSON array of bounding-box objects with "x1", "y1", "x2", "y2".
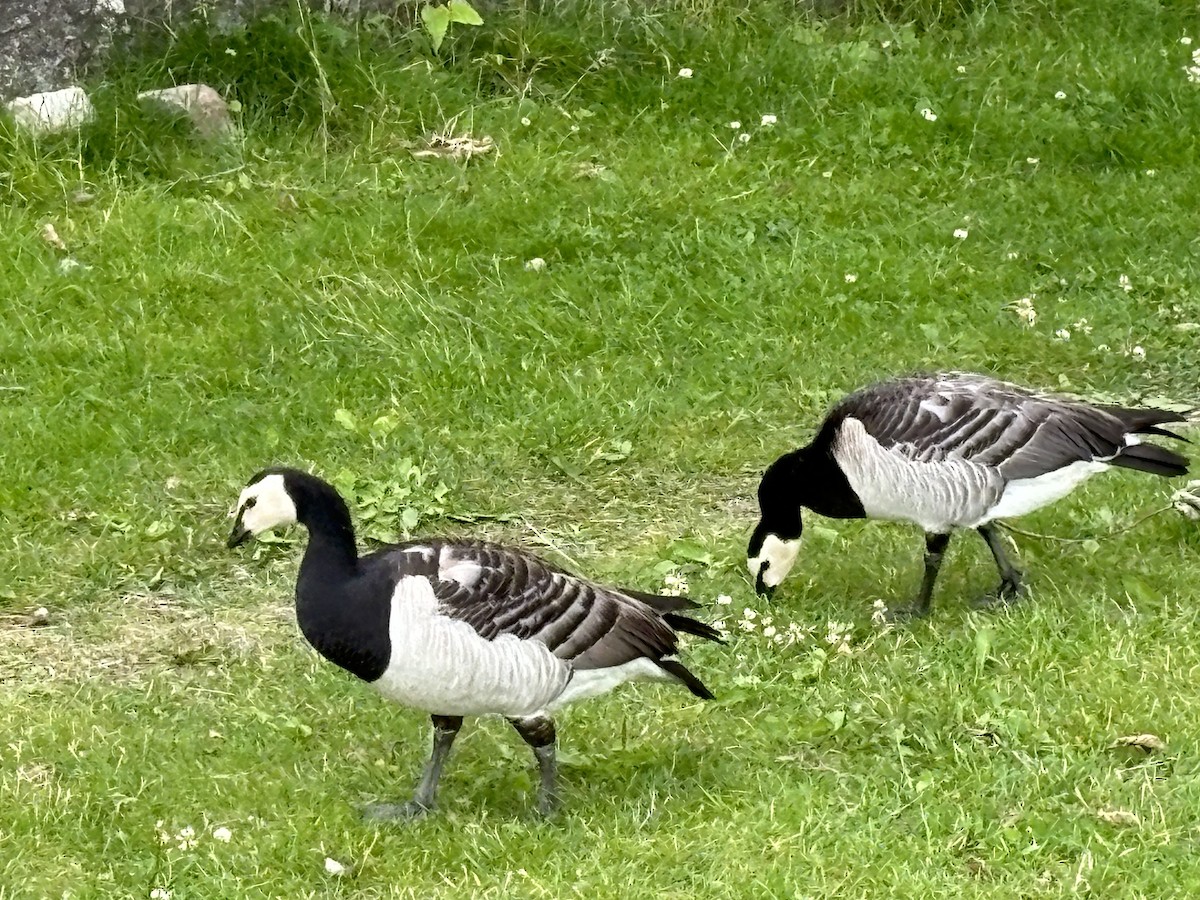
[
  {"x1": 291, "y1": 473, "x2": 358, "y2": 573},
  {"x1": 794, "y1": 436, "x2": 865, "y2": 520}
]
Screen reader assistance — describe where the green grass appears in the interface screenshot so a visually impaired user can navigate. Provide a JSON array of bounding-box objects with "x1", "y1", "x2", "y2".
[{"x1": 2, "y1": 0, "x2": 1200, "y2": 895}]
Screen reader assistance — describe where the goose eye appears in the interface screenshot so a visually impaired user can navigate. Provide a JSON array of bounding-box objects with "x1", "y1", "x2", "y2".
[{"x1": 243, "y1": 497, "x2": 257, "y2": 510}]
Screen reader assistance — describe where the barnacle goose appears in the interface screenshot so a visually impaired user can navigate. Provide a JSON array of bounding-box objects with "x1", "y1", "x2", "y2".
[
  {"x1": 748, "y1": 373, "x2": 1190, "y2": 619},
  {"x1": 227, "y1": 467, "x2": 721, "y2": 818}
]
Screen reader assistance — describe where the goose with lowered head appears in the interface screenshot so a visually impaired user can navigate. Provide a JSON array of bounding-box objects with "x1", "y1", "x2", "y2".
[{"x1": 748, "y1": 373, "x2": 1189, "y2": 619}]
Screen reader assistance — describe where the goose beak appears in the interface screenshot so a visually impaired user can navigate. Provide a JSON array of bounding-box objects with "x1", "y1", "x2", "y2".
[{"x1": 227, "y1": 520, "x2": 251, "y2": 548}]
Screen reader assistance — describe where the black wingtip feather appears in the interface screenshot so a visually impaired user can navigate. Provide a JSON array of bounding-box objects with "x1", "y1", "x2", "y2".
[
  {"x1": 655, "y1": 658, "x2": 716, "y2": 700},
  {"x1": 619, "y1": 587, "x2": 700, "y2": 612},
  {"x1": 1137, "y1": 425, "x2": 1190, "y2": 444},
  {"x1": 1111, "y1": 442, "x2": 1190, "y2": 477},
  {"x1": 662, "y1": 612, "x2": 726, "y2": 644}
]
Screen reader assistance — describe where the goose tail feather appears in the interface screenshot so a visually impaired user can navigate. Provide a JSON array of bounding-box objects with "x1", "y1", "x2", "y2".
[{"x1": 1111, "y1": 442, "x2": 1190, "y2": 477}]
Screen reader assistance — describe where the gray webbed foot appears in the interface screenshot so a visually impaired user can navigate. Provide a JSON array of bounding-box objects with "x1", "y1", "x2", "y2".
[
  {"x1": 361, "y1": 800, "x2": 433, "y2": 822},
  {"x1": 885, "y1": 602, "x2": 932, "y2": 624},
  {"x1": 971, "y1": 576, "x2": 1025, "y2": 610}
]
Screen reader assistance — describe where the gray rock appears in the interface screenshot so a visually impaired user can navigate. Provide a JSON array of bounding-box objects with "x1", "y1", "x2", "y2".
[
  {"x1": 0, "y1": 0, "x2": 420, "y2": 102},
  {"x1": 6, "y1": 85, "x2": 95, "y2": 134},
  {"x1": 137, "y1": 83, "x2": 234, "y2": 139},
  {"x1": 0, "y1": 0, "x2": 126, "y2": 100}
]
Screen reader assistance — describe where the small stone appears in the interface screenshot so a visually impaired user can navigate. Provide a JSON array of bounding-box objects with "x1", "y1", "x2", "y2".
[
  {"x1": 30, "y1": 607, "x2": 50, "y2": 626},
  {"x1": 6, "y1": 87, "x2": 95, "y2": 135},
  {"x1": 136, "y1": 84, "x2": 234, "y2": 139}
]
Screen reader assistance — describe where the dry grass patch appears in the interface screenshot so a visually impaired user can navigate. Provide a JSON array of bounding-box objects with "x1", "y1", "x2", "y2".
[{"x1": 0, "y1": 589, "x2": 294, "y2": 687}]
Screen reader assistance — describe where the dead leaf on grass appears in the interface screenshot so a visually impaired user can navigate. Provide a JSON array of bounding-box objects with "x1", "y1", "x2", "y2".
[
  {"x1": 40, "y1": 223, "x2": 67, "y2": 251},
  {"x1": 409, "y1": 133, "x2": 495, "y2": 161},
  {"x1": 1095, "y1": 807, "x2": 1140, "y2": 827},
  {"x1": 1111, "y1": 733, "x2": 1166, "y2": 754}
]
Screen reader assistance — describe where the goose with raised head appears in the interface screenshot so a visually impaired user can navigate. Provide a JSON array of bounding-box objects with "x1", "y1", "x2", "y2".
[
  {"x1": 748, "y1": 373, "x2": 1190, "y2": 619},
  {"x1": 227, "y1": 467, "x2": 721, "y2": 818}
]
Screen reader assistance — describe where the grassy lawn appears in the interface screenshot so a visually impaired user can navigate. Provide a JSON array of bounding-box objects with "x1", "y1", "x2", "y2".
[{"x1": 2, "y1": 0, "x2": 1200, "y2": 895}]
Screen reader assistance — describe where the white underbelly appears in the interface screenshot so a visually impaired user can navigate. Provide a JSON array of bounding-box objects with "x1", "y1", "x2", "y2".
[
  {"x1": 979, "y1": 460, "x2": 1108, "y2": 523},
  {"x1": 546, "y1": 658, "x2": 675, "y2": 712}
]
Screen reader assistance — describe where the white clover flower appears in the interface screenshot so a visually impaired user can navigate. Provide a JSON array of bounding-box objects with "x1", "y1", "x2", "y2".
[
  {"x1": 742, "y1": 608, "x2": 757, "y2": 620},
  {"x1": 1119, "y1": 273, "x2": 1132, "y2": 292},
  {"x1": 821, "y1": 170, "x2": 833, "y2": 178},
  {"x1": 1131, "y1": 345, "x2": 1146, "y2": 361},
  {"x1": 762, "y1": 625, "x2": 777, "y2": 639},
  {"x1": 760, "y1": 114, "x2": 777, "y2": 126},
  {"x1": 737, "y1": 132, "x2": 751, "y2": 144},
  {"x1": 1008, "y1": 296, "x2": 1036, "y2": 326},
  {"x1": 1145, "y1": 169, "x2": 1158, "y2": 176},
  {"x1": 870, "y1": 598, "x2": 890, "y2": 626},
  {"x1": 825, "y1": 621, "x2": 852, "y2": 646},
  {"x1": 956, "y1": 65, "x2": 967, "y2": 74},
  {"x1": 1187, "y1": 64, "x2": 1200, "y2": 84},
  {"x1": 1006, "y1": 251, "x2": 1020, "y2": 260},
  {"x1": 1054, "y1": 90, "x2": 1067, "y2": 100},
  {"x1": 677, "y1": 67, "x2": 693, "y2": 78},
  {"x1": 844, "y1": 273, "x2": 857, "y2": 283},
  {"x1": 1172, "y1": 480, "x2": 1200, "y2": 520},
  {"x1": 1182, "y1": 36, "x2": 1193, "y2": 45},
  {"x1": 1054, "y1": 328, "x2": 1071, "y2": 341},
  {"x1": 1097, "y1": 343, "x2": 1110, "y2": 351},
  {"x1": 150, "y1": 890, "x2": 172, "y2": 900},
  {"x1": 712, "y1": 619, "x2": 727, "y2": 633},
  {"x1": 212, "y1": 826, "x2": 232, "y2": 843},
  {"x1": 520, "y1": 117, "x2": 531, "y2": 126},
  {"x1": 1073, "y1": 318, "x2": 1093, "y2": 335},
  {"x1": 524, "y1": 257, "x2": 546, "y2": 273},
  {"x1": 716, "y1": 594, "x2": 732, "y2": 605},
  {"x1": 224, "y1": 48, "x2": 237, "y2": 57},
  {"x1": 920, "y1": 108, "x2": 938, "y2": 121},
  {"x1": 325, "y1": 857, "x2": 346, "y2": 876},
  {"x1": 738, "y1": 618, "x2": 758, "y2": 632},
  {"x1": 728, "y1": 120, "x2": 741, "y2": 130},
  {"x1": 953, "y1": 228, "x2": 969, "y2": 240},
  {"x1": 1026, "y1": 157, "x2": 1040, "y2": 164},
  {"x1": 175, "y1": 826, "x2": 197, "y2": 852},
  {"x1": 880, "y1": 40, "x2": 892, "y2": 49},
  {"x1": 663, "y1": 573, "x2": 689, "y2": 596}
]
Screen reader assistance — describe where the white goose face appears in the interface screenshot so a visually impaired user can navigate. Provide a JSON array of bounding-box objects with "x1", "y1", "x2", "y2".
[
  {"x1": 747, "y1": 534, "x2": 801, "y2": 594},
  {"x1": 227, "y1": 473, "x2": 297, "y2": 547}
]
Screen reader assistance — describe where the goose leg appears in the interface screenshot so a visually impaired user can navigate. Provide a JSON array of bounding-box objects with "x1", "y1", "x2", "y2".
[
  {"x1": 363, "y1": 714, "x2": 463, "y2": 821},
  {"x1": 508, "y1": 716, "x2": 559, "y2": 817},
  {"x1": 888, "y1": 532, "x2": 950, "y2": 622},
  {"x1": 974, "y1": 524, "x2": 1025, "y2": 607}
]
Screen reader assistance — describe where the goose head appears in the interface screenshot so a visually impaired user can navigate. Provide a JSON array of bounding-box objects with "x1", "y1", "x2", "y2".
[
  {"x1": 227, "y1": 469, "x2": 299, "y2": 547},
  {"x1": 746, "y1": 451, "x2": 803, "y2": 597}
]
